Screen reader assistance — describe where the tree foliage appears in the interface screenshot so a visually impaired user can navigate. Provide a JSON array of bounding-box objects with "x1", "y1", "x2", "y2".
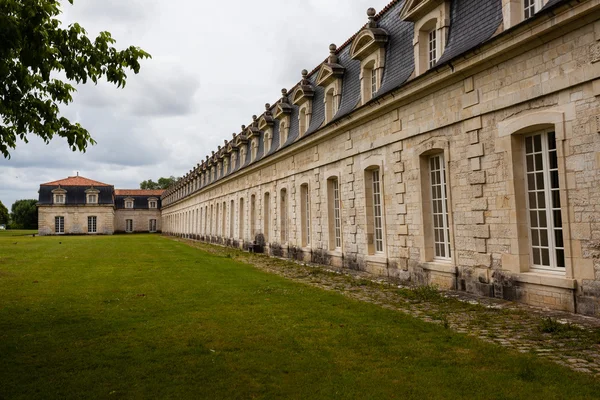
[
  {"x1": 140, "y1": 176, "x2": 180, "y2": 190},
  {"x1": 0, "y1": 0, "x2": 151, "y2": 158},
  {"x1": 10, "y1": 199, "x2": 38, "y2": 229},
  {"x1": 0, "y1": 200, "x2": 9, "y2": 225}
]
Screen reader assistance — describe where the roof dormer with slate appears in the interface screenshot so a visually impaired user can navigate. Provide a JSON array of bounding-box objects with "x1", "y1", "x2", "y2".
[
  {"x1": 292, "y1": 70, "x2": 315, "y2": 138},
  {"x1": 399, "y1": 0, "x2": 451, "y2": 76},
  {"x1": 350, "y1": 8, "x2": 389, "y2": 105},
  {"x1": 317, "y1": 44, "x2": 345, "y2": 124}
]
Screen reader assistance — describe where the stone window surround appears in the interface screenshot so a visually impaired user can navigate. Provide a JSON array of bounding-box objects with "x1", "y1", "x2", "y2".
[
  {"x1": 148, "y1": 198, "x2": 158, "y2": 209},
  {"x1": 264, "y1": 128, "x2": 273, "y2": 154},
  {"x1": 263, "y1": 191, "x2": 271, "y2": 243},
  {"x1": 412, "y1": 3, "x2": 450, "y2": 77},
  {"x1": 251, "y1": 138, "x2": 259, "y2": 162},
  {"x1": 496, "y1": 108, "x2": 588, "y2": 283},
  {"x1": 503, "y1": 0, "x2": 550, "y2": 30},
  {"x1": 279, "y1": 186, "x2": 289, "y2": 246},
  {"x1": 323, "y1": 82, "x2": 342, "y2": 124},
  {"x1": 326, "y1": 172, "x2": 343, "y2": 256},
  {"x1": 52, "y1": 188, "x2": 67, "y2": 204},
  {"x1": 363, "y1": 159, "x2": 388, "y2": 261},
  {"x1": 359, "y1": 51, "x2": 385, "y2": 105},
  {"x1": 298, "y1": 180, "x2": 311, "y2": 249},
  {"x1": 124, "y1": 198, "x2": 134, "y2": 209},
  {"x1": 85, "y1": 188, "x2": 99, "y2": 205},
  {"x1": 415, "y1": 138, "x2": 456, "y2": 268}
]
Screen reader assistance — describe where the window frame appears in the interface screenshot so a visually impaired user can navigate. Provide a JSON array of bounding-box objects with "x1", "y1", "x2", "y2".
[
  {"x1": 87, "y1": 216, "x2": 97, "y2": 234},
  {"x1": 126, "y1": 219, "x2": 133, "y2": 233},
  {"x1": 55, "y1": 216, "x2": 65, "y2": 234},
  {"x1": 524, "y1": 130, "x2": 565, "y2": 272},
  {"x1": 428, "y1": 154, "x2": 451, "y2": 261},
  {"x1": 149, "y1": 219, "x2": 157, "y2": 233}
]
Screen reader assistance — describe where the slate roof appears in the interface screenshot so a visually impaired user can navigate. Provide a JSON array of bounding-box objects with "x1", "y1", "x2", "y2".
[
  {"x1": 166, "y1": 0, "x2": 572, "y2": 198},
  {"x1": 114, "y1": 195, "x2": 162, "y2": 210},
  {"x1": 40, "y1": 176, "x2": 111, "y2": 187},
  {"x1": 115, "y1": 190, "x2": 164, "y2": 196},
  {"x1": 38, "y1": 185, "x2": 115, "y2": 205}
]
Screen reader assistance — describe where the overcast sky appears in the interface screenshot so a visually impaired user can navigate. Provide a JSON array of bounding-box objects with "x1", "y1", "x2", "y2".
[{"x1": 0, "y1": 0, "x2": 392, "y2": 208}]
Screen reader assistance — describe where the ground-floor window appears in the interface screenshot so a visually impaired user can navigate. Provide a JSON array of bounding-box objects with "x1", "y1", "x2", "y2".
[
  {"x1": 126, "y1": 219, "x2": 133, "y2": 233},
  {"x1": 429, "y1": 154, "x2": 451, "y2": 261},
  {"x1": 55, "y1": 216, "x2": 64, "y2": 234},
  {"x1": 149, "y1": 219, "x2": 157, "y2": 233},
  {"x1": 87, "y1": 216, "x2": 97, "y2": 234},
  {"x1": 525, "y1": 131, "x2": 564, "y2": 270}
]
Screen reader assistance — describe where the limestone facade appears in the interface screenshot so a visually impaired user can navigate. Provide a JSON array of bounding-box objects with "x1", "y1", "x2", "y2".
[
  {"x1": 38, "y1": 205, "x2": 115, "y2": 236},
  {"x1": 161, "y1": 0, "x2": 600, "y2": 315}
]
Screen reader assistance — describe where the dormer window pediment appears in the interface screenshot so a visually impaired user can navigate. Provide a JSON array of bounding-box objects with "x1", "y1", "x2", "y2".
[
  {"x1": 349, "y1": 9, "x2": 389, "y2": 62},
  {"x1": 274, "y1": 88, "x2": 293, "y2": 120},
  {"x1": 258, "y1": 103, "x2": 275, "y2": 131},
  {"x1": 399, "y1": 0, "x2": 446, "y2": 22},
  {"x1": 293, "y1": 69, "x2": 315, "y2": 107},
  {"x1": 247, "y1": 115, "x2": 262, "y2": 139},
  {"x1": 52, "y1": 187, "x2": 67, "y2": 204},
  {"x1": 316, "y1": 64, "x2": 344, "y2": 88}
]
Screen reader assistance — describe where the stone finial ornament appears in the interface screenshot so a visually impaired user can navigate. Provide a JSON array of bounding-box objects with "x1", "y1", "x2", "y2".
[
  {"x1": 367, "y1": 7, "x2": 377, "y2": 28},
  {"x1": 329, "y1": 43, "x2": 338, "y2": 64},
  {"x1": 265, "y1": 103, "x2": 271, "y2": 110}
]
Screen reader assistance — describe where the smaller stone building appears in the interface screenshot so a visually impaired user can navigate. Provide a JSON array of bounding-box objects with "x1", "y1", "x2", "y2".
[{"x1": 37, "y1": 176, "x2": 163, "y2": 235}]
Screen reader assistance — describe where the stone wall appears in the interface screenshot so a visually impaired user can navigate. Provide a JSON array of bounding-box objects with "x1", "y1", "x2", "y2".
[
  {"x1": 162, "y1": 9, "x2": 600, "y2": 315},
  {"x1": 38, "y1": 206, "x2": 115, "y2": 235},
  {"x1": 114, "y1": 209, "x2": 162, "y2": 233}
]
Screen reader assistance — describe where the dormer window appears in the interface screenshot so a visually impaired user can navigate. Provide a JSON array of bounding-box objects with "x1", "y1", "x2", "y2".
[
  {"x1": 251, "y1": 138, "x2": 259, "y2": 162},
  {"x1": 400, "y1": 0, "x2": 450, "y2": 76},
  {"x1": 258, "y1": 103, "x2": 275, "y2": 154},
  {"x1": 52, "y1": 187, "x2": 67, "y2": 204},
  {"x1": 292, "y1": 69, "x2": 314, "y2": 138},
  {"x1": 317, "y1": 44, "x2": 345, "y2": 124},
  {"x1": 125, "y1": 198, "x2": 134, "y2": 209},
  {"x1": 148, "y1": 198, "x2": 158, "y2": 209},
  {"x1": 274, "y1": 89, "x2": 292, "y2": 148},
  {"x1": 85, "y1": 188, "x2": 99, "y2": 204},
  {"x1": 350, "y1": 9, "x2": 388, "y2": 104},
  {"x1": 280, "y1": 120, "x2": 288, "y2": 145}
]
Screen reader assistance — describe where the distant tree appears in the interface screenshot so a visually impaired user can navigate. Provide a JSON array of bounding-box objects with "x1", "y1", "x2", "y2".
[
  {"x1": 10, "y1": 199, "x2": 38, "y2": 229},
  {"x1": 0, "y1": 0, "x2": 151, "y2": 158},
  {"x1": 0, "y1": 200, "x2": 9, "y2": 225},
  {"x1": 140, "y1": 176, "x2": 180, "y2": 190}
]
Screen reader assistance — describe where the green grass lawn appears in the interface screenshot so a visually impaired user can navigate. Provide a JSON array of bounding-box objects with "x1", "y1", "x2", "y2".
[
  {"x1": 0, "y1": 229, "x2": 37, "y2": 236},
  {"x1": 1, "y1": 234, "x2": 599, "y2": 399}
]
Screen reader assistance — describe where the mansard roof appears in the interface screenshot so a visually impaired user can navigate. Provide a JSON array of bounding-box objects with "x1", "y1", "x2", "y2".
[
  {"x1": 41, "y1": 176, "x2": 111, "y2": 187},
  {"x1": 115, "y1": 190, "x2": 165, "y2": 196},
  {"x1": 164, "y1": 0, "x2": 570, "y2": 200}
]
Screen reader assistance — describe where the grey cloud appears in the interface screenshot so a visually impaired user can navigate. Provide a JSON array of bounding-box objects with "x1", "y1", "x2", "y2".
[{"x1": 68, "y1": 0, "x2": 158, "y2": 23}]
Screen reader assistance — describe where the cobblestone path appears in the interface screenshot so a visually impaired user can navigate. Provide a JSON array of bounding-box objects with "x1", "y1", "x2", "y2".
[{"x1": 178, "y1": 238, "x2": 600, "y2": 377}]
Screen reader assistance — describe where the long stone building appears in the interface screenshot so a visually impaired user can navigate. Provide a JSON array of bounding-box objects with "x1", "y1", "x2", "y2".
[{"x1": 161, "y1": 0, "x2": 600, "y2": 315}]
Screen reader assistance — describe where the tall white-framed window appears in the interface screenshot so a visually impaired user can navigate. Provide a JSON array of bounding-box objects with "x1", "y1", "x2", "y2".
[
  {"x1": 230, "y1": 200, "x2": 235, "y2": 238},
  {"x1": 239, "y1": 197, "x2": 245, "y2": 240},
  {"x1": 300, "y1": 184, "x2": 310, "y2": 247},
  {"x1": 525, "y1": 131, "x2": 565, "y2": 270},
  {"x1": 87, "y1": 194, "x2": 97, "y2": 204},
  {"x1": 88, "y1": 216, "x2": 97, "y2": 234},
  {"x1": 328, "y1": 177, "x2": 341, "y2": 250},
  {"x1": 149, "y1": 200, "x2": 157, "y2": 209},
  {"x1": 250, "y1": 194, "x2": 256, "y2": 238},
  {"x1": 55, "y1": 216, "x2": 64, "y2": 234},
  {"x1": 524, "y1": 0, "x2": 536, "y2": 19},
  {"x1": 263, "y1": 192, "x2": 270, "y2": 242},
  {"x1": 370, "y1": 68, "x2": 377, "y2": 97},
  {"x1": 429, "y1": 154, "x2": 451, "y2": 260},
  {"x1": 299, "y1": 107, "x2": 309, "y2": 137},
  {"x1": 222, "y1": 201, "x2": 226, "y2": 237},
  {"x1": 428, "y1": 29, "x2": 437, "y2": 69},
  {"x1": 126, "y1": 219, "x2": 133, "y2": 233},
  {"x1": 371, "y1": 169, "x2": 384, "y2": 253},
  {"x1": 149, "y1": 219, "x2": 157, "y2": 233},
  {"x1": 125, "y1": 199, "x2": 134, "y2": 209},
  {"x1": 280, "y1": 188, "x2": 288, "y2": 243},
  {"x1": 280, "y1": 121, "x2": 287, "y2": 146}
]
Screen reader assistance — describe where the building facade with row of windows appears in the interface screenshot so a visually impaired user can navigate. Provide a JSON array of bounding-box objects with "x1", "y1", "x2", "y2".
[
  {"x1": 161, "y1": 0, "x2": 600, "y2": 315},
  {"x1": 37, "y1": 176, "x2": 163, "y2": 235}
]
